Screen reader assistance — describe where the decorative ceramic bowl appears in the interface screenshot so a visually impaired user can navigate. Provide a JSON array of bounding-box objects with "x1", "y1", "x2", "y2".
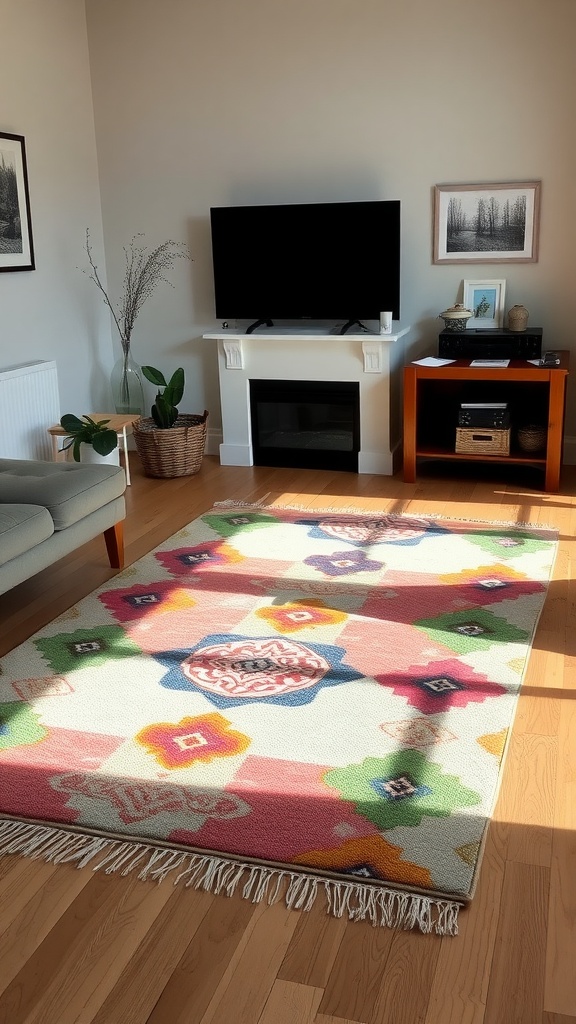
[{"x1": 439, "y1": 303, "x2": 473, "y2": 332}]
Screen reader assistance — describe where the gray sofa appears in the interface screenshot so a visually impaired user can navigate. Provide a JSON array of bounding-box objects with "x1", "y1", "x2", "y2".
[{"x1": 0, "y1": 459, "x2": 126, "y2": 596}]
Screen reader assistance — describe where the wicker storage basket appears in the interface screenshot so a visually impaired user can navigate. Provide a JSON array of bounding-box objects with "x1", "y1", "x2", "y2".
[
  {"x1": 517, "y1": 424, "x2": 547, "y2": 453},
  {"x1": 455, "y1": 427, "x2": 510, "y2": 456},
  {"x1": 132, "y1": 412, "x2": 208, "y2": 478}
]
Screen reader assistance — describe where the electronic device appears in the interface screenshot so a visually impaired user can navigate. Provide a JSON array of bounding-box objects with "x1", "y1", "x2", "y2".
[
  {"x1": 458, "y1": 403, "x2": 510, "y2": 428},
  {"x1": 209, "y1": 200, "x2": 401, "y2": 333},
  {"x1": 438, "y1": 327, "x2": 543, "y2": 360},
  {"x1": 540, "y1": 351, "x2": 561, "y2": 366}
]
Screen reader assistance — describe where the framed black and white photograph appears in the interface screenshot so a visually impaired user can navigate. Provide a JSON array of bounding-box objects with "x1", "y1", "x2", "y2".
[
  {"x1": 433, "y1": 181, "x2": 541, "y2": 265},
  {"x1": 0, "y1": 131, "x2": 35, "y2": 272},
  {"x1": 463, "y1": 278, "x2": 506, "y2": 329}
]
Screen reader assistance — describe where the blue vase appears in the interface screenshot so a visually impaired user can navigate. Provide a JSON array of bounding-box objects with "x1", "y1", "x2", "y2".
[{"x1": 111, "y1": 351, "x2": 145, "y2": 416}]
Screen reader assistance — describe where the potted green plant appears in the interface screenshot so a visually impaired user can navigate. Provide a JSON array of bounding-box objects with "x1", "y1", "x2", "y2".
[
  {"x1": 59, "y1": 414, "x2": 119, "y2": 465},
  {"x1": 132, "y1": 365, "x2": 208, "y2": 478}
]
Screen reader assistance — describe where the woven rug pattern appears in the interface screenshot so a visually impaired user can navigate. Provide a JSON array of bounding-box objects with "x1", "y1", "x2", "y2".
[{"x1": 0, "y1": 503, "x2": 558, "y2": 935}]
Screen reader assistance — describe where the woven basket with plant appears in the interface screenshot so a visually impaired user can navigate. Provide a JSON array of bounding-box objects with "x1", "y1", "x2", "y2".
[{"x1": 133, "y1": 366, "x2": 208, "y2": 478}]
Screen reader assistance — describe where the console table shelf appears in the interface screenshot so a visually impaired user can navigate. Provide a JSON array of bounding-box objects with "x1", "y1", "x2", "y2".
[
  {"x1": 414, "y1": 446, "x2": 546, "y2": 466},
  {"x1": 403, "y1": 353, "x2": 569, "y2": 492}
]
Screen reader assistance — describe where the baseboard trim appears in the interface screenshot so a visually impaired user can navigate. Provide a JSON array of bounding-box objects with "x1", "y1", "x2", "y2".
[
  {"x1": 206, "y1": 429, "x2": 576, "y2": 469},
  {"x1": 205, "y1": 428, "x2": 222, "y2": 457}
]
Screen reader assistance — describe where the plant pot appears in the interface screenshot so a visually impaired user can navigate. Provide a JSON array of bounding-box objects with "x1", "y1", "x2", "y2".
[
  {"x1": 132, "y1": 412, "x2": 208, "y2": 478},
  {"x1": 79, "y1": 444, "x2": 120, "y2": 467}
]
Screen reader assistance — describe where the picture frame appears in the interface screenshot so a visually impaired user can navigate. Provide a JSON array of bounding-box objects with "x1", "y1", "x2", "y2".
[
  {"x1": 462, "y1": 279, "x2": 506, "y2": 329},
  {"x1": 0, "y1": 131, "x2": 35, "y2": 272},
  {"x1": 433, "y1": 181, "x2": 541, "y2": 264}
]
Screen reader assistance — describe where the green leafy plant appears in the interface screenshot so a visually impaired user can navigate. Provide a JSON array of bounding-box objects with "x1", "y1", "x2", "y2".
[
  {"x1": 59, "y1": 414, "x2": 118, "y2": 462},
  {"x1": 141, "y1": 366, "x2": 185, "y2": 428}
]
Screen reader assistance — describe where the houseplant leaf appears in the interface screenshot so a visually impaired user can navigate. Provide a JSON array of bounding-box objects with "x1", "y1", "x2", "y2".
[
  {"x1": 60, "y1": 413, "x2": 85, "y2": 433},
  {"x1": 141, "y1": 366, "x2": 167, "y2": 388},
  {"x1": 92, "y1": 429, "x2": 119, "y2": 456}
]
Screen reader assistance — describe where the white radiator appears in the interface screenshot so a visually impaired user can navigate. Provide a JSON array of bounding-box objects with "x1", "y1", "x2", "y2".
[{"x1": 0, "y1": 360, "x2": 60, "y2": 460}]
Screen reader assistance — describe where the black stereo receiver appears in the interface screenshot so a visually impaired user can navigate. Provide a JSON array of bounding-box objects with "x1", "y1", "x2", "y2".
[
  {"x1": 458, "y1": 404, "x2": 510, "y2": 428},
  {"x1": 439, "y1": 327, "x2": 543, "y2": 360}
]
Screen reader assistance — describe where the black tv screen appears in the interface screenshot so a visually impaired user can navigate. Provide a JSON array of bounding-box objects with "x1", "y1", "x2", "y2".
[{"x1": 209, "y1": 200, "x2": 400, "y2": 324}]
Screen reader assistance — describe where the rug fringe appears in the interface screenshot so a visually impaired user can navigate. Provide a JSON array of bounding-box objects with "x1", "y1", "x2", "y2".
[
  {"x1": 0, "y1": 818, "x2": 460, "y2": 936},
  {"x1": 213, "y1": 495, "x2": 271, "y2": 508},
  {"x1": 210, "y1": 501, "x2": 556, "y2": 531}
]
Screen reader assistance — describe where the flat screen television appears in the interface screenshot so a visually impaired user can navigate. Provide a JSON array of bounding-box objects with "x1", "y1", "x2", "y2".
[{"x1": 209, "y1": 199, "x2": 400, "y2": 332}]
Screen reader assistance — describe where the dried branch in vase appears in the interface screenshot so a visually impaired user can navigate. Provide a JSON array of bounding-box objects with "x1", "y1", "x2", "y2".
[
  {"x1": 83, "y1": 229, "x2": 192, "y2": 356},
  {"x1": 82, "y1": 229, "x2": 192, "y2": 415}
]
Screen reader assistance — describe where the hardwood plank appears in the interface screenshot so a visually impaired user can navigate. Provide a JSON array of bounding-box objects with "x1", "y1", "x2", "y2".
[
  {"x1": 258, "y1": 980, "x2": 323, "y2": 1024},
  {"x1": 146, "y1": 888, "x2": 258, "y2": 1024},
  {"x1": 545, "y1": 697, "x2": 576, "y2": 1017},
  {"x1": 90, "y1": 886, "x2": 213, "y2": 1024},
  {"x1": 0, "y1": 856, "x2": 60, "y2": 936},
  {"x1": 199, "y1": 900, "x2": 300, "y2": 1024},
  {"x1": 315, "y1": 1016, "x2": 367, "y2": 1024},
  {"x1": 492, "y1": 733, "x2": 557, "y2": 867},
  {"x1": 542, "y1": 1014, "x2": 576, "y2": 1024},
  {"x1": 0, "y1": 869, "x2": 174, "y2": 1023},
  {"x1": 278, "y1": 896, "x2": 348, "y2": 988},
  {"x1": 513, "y1": 689, "x2": 561, "y2": 738},
  {"x1": 318, "y1": 917, "x2": 395, "y2": 1021},
  {"x1": 371, "y1": 927, "x2": 442, "y2": 1024},
  {"x1": 0, "y1": 860, "x2": 94, "y2": 996},
  {"x1": 425, "y1": 823, "x2": 507, "y2": 1024},
  {"x1": 484, "y1": 861, "x2": 549, "y2": 1024}
]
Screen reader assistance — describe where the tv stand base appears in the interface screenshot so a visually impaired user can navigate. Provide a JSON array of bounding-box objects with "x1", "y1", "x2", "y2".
[
  {"x1": 246, "y1": 319, "x2": 274, "y2": 335},
  {"x1": 339, "y1": 319, "x2": 369, "y2": 335}
]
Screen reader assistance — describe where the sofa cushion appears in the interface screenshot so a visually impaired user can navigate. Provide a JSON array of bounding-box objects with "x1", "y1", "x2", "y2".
[
  {"x1": 0, "y1": 460, "x2": 126, "y2": 531},
  {"x1": 0, "y1": 503, "x2": 54, "y2": 566}
]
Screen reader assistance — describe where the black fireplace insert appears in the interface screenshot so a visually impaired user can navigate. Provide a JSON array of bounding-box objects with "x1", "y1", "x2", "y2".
[{"x1": 249, "y1": 379, "x2": 360, "y2": 471}]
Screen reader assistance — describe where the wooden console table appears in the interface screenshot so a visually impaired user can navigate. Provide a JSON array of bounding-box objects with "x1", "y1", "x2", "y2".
[{"x1": 403, "y1": 353, "x2": 569, "y2": 492}]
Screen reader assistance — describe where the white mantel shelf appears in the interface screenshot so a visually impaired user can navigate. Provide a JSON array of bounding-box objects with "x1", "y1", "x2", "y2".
[
  {"x1": 203, "y1": 325, "x2": 411, "y2": 474},
  {"x1": 203, "y1": 325, "x2": 409, "y2": 342}
]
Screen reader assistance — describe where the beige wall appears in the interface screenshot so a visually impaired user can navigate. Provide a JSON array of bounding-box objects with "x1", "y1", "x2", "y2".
[
  {"x1": 85, "y1": 0, "x2": 576, "y2": 440},
  {"x1": 0, "y1": 0, "x2": 112, "y2": 416},
  {"x1": 3, "y1": 0, "x2": 576, "y2": 445}
]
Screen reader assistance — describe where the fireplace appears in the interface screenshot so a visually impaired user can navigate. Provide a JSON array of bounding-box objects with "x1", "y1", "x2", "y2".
[
  {"x1": 249, "y1": 379, "x2": 360, "y2": 471},
  {"x1": 203, "y1": 325, "x2": 410, "y2": 475}
]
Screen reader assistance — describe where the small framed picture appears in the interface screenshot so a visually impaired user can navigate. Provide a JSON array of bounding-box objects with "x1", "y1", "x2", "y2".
[
  {"x1": 463, "y1": 279, "x2": 506, "y2": 329},
  {"x1": 0, "y1": 131, "x2": 35, "y2": 272},
  {"x1": 433, "y1": 181, "x2": 541, "y2": 264}
]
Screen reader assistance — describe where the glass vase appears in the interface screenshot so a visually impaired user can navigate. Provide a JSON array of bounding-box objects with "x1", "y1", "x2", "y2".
[{"x1": 111, "y1": 351, "x2": 145, "y2": 416}]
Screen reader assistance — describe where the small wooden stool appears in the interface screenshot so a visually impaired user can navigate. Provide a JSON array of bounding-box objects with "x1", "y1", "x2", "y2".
[{"x1": 48, "y1": 414, "x2": 135, "y2": 485}]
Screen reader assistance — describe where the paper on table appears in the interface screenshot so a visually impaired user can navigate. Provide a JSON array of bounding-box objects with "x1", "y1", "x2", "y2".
[
  {"x1": 469, "y1": 359, "x2": 510, "y2": 368},
  {"x1": 527, "y1": 359, "x2": 541, "y2": 366},
  {"x1": 412, "y1": 356, "x2": 456, "y2": 366}
]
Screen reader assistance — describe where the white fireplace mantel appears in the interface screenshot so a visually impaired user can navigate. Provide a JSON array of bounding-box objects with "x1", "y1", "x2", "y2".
[{"x1": 203, "y1": 325, "x2": 410, "y2": 475}]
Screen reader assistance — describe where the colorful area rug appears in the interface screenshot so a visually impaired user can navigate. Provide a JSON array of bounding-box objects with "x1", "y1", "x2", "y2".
[{"x1": 0, "y1": 503, "x2": 558, "y2": 935}]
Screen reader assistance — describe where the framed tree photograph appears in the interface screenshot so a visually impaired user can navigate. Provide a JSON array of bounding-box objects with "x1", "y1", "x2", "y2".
[
  {"x1": 433, "y1": 181, "x2": 541, "y2": 264},
  {"x1": 463, "y1": 278, "x2": 506, "y2": 329},
  {"x1": 0, "y1": 131, "x2": 35, "y2": 272}
]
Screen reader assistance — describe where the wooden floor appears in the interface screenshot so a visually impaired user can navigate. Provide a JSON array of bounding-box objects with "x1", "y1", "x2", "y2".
[{"x1": 1, "y1": 454, "x2": 575, "y2": 1024}]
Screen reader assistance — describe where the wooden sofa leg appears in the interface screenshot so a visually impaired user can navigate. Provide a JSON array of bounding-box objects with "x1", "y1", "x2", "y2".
[{"x1": 104, "y1": 522, "x2": 124, "y2": 569}]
